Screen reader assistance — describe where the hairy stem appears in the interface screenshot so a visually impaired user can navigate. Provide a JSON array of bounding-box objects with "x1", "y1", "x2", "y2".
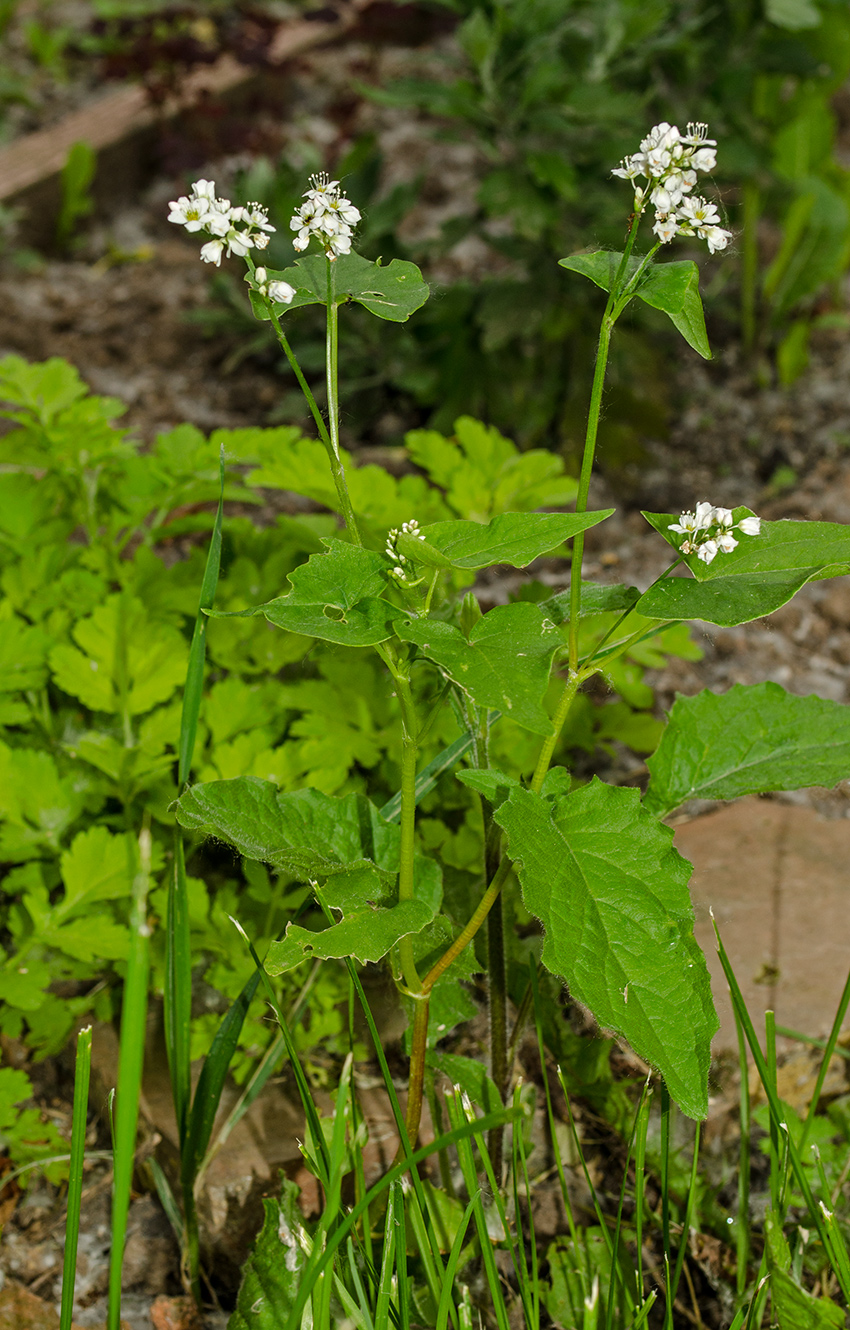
[
  {"x1": 404, "y1": 997, "x2": 430, "y2": 1147},
  {"x1": 423, "y1": 855, "x2": 513, "y2": 994},
  {"x1": 529, "y1": 669, "x2": 583, "y2": 795}
]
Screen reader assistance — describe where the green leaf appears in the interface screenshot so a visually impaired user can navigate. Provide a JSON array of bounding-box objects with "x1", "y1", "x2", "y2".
[
  {"x1": 0, "y1": 615, "x2": 50, "y2": 692},
  {"x1": 174, "y1": 778, "x2": 440, "y2": 899},
  {"x1": 768, "y1": 1271, "x2": 843, "y2": 1329},
  {"x1": 219, "y1": 541, "x2": 405, "y2": 647},
  {"x1": 426, "y1": 1050, "x2": 502, "y2": 1114},
  {"x1": 49, "y1": 594, "x2": 188, "y2": 714},
  {"x1": 766, "y1": 0, "x2": 822, "y2": 31},
  {"x1": 0, "y1": 741, "x2": 86, "y2": 858},
  {"x1": 58, "y1": 826, "x2": 136, "y2": 914},
  {"x1": 397, "y1": 603, "x2": 560, "y2": 735},
  {"x1": 228, "y1": 1180, "x2": 307, "y2": 1330},
  {"x1": 558, "y1": 253, "x2": 710, "y2": 358},
  {"x1": 249, "y1": 251, "x2": 430, "y2": 323},
  {"x1": 494, "y1": 780, "x2": 717, "y2": 1118},
  {"x1": 645, "y1": 682, "x2": 850, "y2": 817},
  {"x1": 417, "y1": 511, "x2": 613, "y2": 572},
  {"x1": 638, "y1": 511, "x2": 850, "y2": 626},
  {"x1": 265, "y1": 864, "x2": 435, "y2": 973},
  {"x1": 541, "y1": 582, "x2": 641, "y2": 623},
  {"x1": 456, "y1": 768, "x2": 520, "y2": 808}
]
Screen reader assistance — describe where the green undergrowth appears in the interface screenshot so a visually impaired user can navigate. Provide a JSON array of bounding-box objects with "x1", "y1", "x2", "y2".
[{"x1": 0, "y1": 353, "x2": 695, "y2": 1131}]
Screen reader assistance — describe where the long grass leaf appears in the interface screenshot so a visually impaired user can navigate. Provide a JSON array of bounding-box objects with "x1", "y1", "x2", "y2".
[
  {"x1": 800, "y1": 963, "x2": 850, "y2": 1154},
  {"x1": 733, "y1": 1002, "x2": 751, "y2": 1302},
  {"x1": 669, "y1": 1123, "x2": 700, "y2": 1311},
  {"x1": 183, "y1": 968, "x2": 261, "y2": 1183},
  {"x1": 713, "y1": 917, "x2": 849, "y2": 1299},
  {"x1": 148, "y1": 1156, "x2": 183, "y2": 1245},
  {"x1": 230, "y1": 918, "x2": 332, "y2": 1187},
  {"x1": 379, "y1": 716, "x2": 500, "y2": 822},
  {"x1": 435, "y1": 1195, "x2": 477, "y2": 1330},
  {"x1": 374, "y1": 1180, "x2": 399, "y2": 1330},
  {"x1": 178, "y1": 445, "x2": 225, "y2": 786},
  {"x1": 59, "y1": 1026, "x2": 92, "y2": 1330},
  {"x1": 165, "y1": 833, "x2": 192, "y2": 1148},
  {"x1": 285, "y1": 1104, "x2": 519, "y2": 1330},
  {"x1": 107, "y1": 829, "x2": 151, "y2": 1330},
  {"x1": 446, "y1": 1090, "x2": 512, "y2": 1330}
]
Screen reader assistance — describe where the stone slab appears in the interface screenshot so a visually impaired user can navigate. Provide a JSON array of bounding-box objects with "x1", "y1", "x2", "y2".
[{"x1": 675, "y1": 797, "x2": 850, "y2": 1053}]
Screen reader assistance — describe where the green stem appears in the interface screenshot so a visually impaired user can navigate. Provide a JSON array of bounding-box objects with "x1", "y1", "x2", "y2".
[
  {"x1": 324, "y1": 258, "x2": 361, "y2": 543},
  {"x1": 266, "y1": 296, "x2": 361, "y2": 545},
  {"x1": 423, "y1": 856, "x2": 513, "y2": 994},
  {"x1": 529, "y1": 669, "x2": 583, "y2": 795},
  {"x1": 395, "y1": 675, "x2": 424, "y2": 996},
  {"x1": 567, "y1": 215, "x2": 644, "y2": 672},
  {"x1": 485, "y1": 823, "x2": 508, "y2": 1178}
]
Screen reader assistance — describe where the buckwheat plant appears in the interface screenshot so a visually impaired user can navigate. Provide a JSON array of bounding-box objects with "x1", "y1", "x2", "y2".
[{"x1": 168, "y1": 124, "x2": 850, "y2": 1177}]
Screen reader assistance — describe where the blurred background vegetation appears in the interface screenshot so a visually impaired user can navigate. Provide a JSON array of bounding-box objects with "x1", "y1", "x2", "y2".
[{"x1": 1, "y1": 0, "x2": 850, "y2": 470}]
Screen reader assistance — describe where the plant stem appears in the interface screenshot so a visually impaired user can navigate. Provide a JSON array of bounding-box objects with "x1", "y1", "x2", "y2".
[
  {"x1": 567, "y1": 214, "x2": 643, "y2": 671},
  {"x1": 395, "y1": 675, "x2": 424, "y2": 997},
  {"x1": 60, "y1": 1026, "x2": 92, "y2": 1330},
  {"x1": 266, "y1": 296, "x2": 361, "y2": 544},
  {"x1": 325, "y1": 258, "x2": 361, "y2": 543},
  {"x1": 423, "y1": 856, "x2": 513, "y2": 994},
  {"x1": 529, "y1": 669, "x2": 583, "y2": 795},
  {"x1": 485, "y1": 822, "x2": 508, "y2": 1178}
]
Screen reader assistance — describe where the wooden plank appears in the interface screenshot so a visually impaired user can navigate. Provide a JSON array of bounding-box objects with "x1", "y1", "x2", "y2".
[{"x1": 0, "y1": 13, "x2": 355, "y2": 202}]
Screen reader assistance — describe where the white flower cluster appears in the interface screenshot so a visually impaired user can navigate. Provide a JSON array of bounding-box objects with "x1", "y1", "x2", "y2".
[
  {"x1": 168, "y1": 179, "x2": 274, "y2": 266},
  {"x1": 669, "y1": 501, "x2": 761, "y2": 564},
  {"x1": 290, "y1": 174, "x2": 361, "y2": 259},
  {"x1": 612, "y1": 122, "x2": 732, "y2": 255},
  {"x1": 386, "y1": 518, "x2": 426, "y2": 581},
  {"x1": 252, "y1": 267, "x2": 296, "y2": 306}
]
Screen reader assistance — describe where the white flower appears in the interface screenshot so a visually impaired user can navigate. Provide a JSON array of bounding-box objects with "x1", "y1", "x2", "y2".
[
  {"x1": 200, "y1": 239, "x2": 224, "y2": 265},
  {"x1": 678, "y1": 195, "x2": 721, "y2": 229},
  {"x1": 691, "y1": 147, "x2": 717, "y2": 172},
  {"x1": 704, "y1": 225, "x2": 732, "y2": 254},
  {"x1": 694, "y1": 501, "x2": 714, "y2": 529},
  {"x1": 697, "y1": 539, "x2": 718, "y2": 564},
  {"x1": 713, "y1": 507, "x2": 733, "y2": 527},
  {"x1": 717, "y1": 531, "x2": 738, "y2": 554},
  {"x1": 653, "y1": 213, "x2": 679, "y2": 244},
  {"x1": 167, "y1": 195, "x2": 209, "y2": 231},
  {"x1": 225, "y1": 229, "x2": 254, "y2": 258},
  {"x1": 669, "y1": 511, "x2": 700, "y2": 535},
  {"x1": 288, "y1": 173, "x2": 359, "y2": 259},
  {"x1": 254, "y1": 267, "x2": 268, "y2": 286},
  {"x1": 738, "y1": 515, "x2": 761, "y2": 536},
  {"x1": 682, "y1": 122, "x2": 716, "y2": 148},
  {"x1": 612, "y1": 154, "x2": 644, "y2": 181},
  {"x1": 192, "y1": 179, "x2": 217, "y2": 200},
  {"x1": 268, "y1": 280, "x2": 296, "y2": 305},
  {"x1": 650, "y1": 186, "x2": 675, "y2": 213}
]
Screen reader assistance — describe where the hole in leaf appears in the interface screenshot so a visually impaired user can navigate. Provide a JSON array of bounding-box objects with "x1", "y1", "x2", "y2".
[{"x1": 323, "y1": 604, "x2": 346, "y2": 621}]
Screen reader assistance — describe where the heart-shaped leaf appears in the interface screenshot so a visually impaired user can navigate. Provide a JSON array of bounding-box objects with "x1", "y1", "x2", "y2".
[
  {"x1": 211, "y1": 540, "x2": 405, "y2": 646},
  {"x1": 638, "y1": 511, "x2": 850, "y2": 625},
  {"x1": 265, "y1": 864, "x2": 435, "y2": 972},
  {"x1": 395, "y1": 602, "x2": 561, "y2": 735},
  {"x1": 494, "y1": 779, "x2": 717, "y2": 1119},
  {"x1": 645, "y1": 682, "x2": 850, "y2": 816},
  {"x1": 249, "y1": 252, "x2": 430, "y2": 323},
  {"x1": 416, "y1": 510, "x2": 614, "y2": 572}
]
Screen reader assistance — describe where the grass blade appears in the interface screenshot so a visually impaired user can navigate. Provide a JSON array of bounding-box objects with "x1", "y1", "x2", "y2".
[
  {"x1": 799, "y1": 962, "x2": 850, "y2": 1155},
  {"x1": 712, "y1": 915, "x2": 849, "y2": 1299},
  {"x1": 285, "y1": 1103, "x2": 519, "y2": 1330},
  {"x1": 375, "y1": 1180, "x2": 399, "y2": 1330},
  {"x1": 435, "y1": 1195, "x2": 477, "y2": 1330},
  {"x1": 59, "y1": 1025, "x2": 92, "y2": 1330},
  {"x1": 733, "y1": 1000, "x2": 751, "y2": 1302},
  {"x1": 107, "y1": 828, "x2": 151, "y2": 1330},
  {"x1": 183, "y1": 968, "x2": 261, "y2": 1182},
  {"x1": 165, "y1": 833, "x2": 192, "y2": 1149},
  {"x1": 178, "y1": 444, "x2": 226, "y2": 786}
]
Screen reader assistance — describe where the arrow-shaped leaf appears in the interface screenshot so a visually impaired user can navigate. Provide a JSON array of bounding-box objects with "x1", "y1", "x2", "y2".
[
  {"x1": 417, "y1": 510, "x2": 614, "y2": 572},
  {"x1": 639, "y1": 511, "x2": 850, "y2": 625},
  {"x1": 249, "y1": 252, "x2": 430, "y2": 323}
]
